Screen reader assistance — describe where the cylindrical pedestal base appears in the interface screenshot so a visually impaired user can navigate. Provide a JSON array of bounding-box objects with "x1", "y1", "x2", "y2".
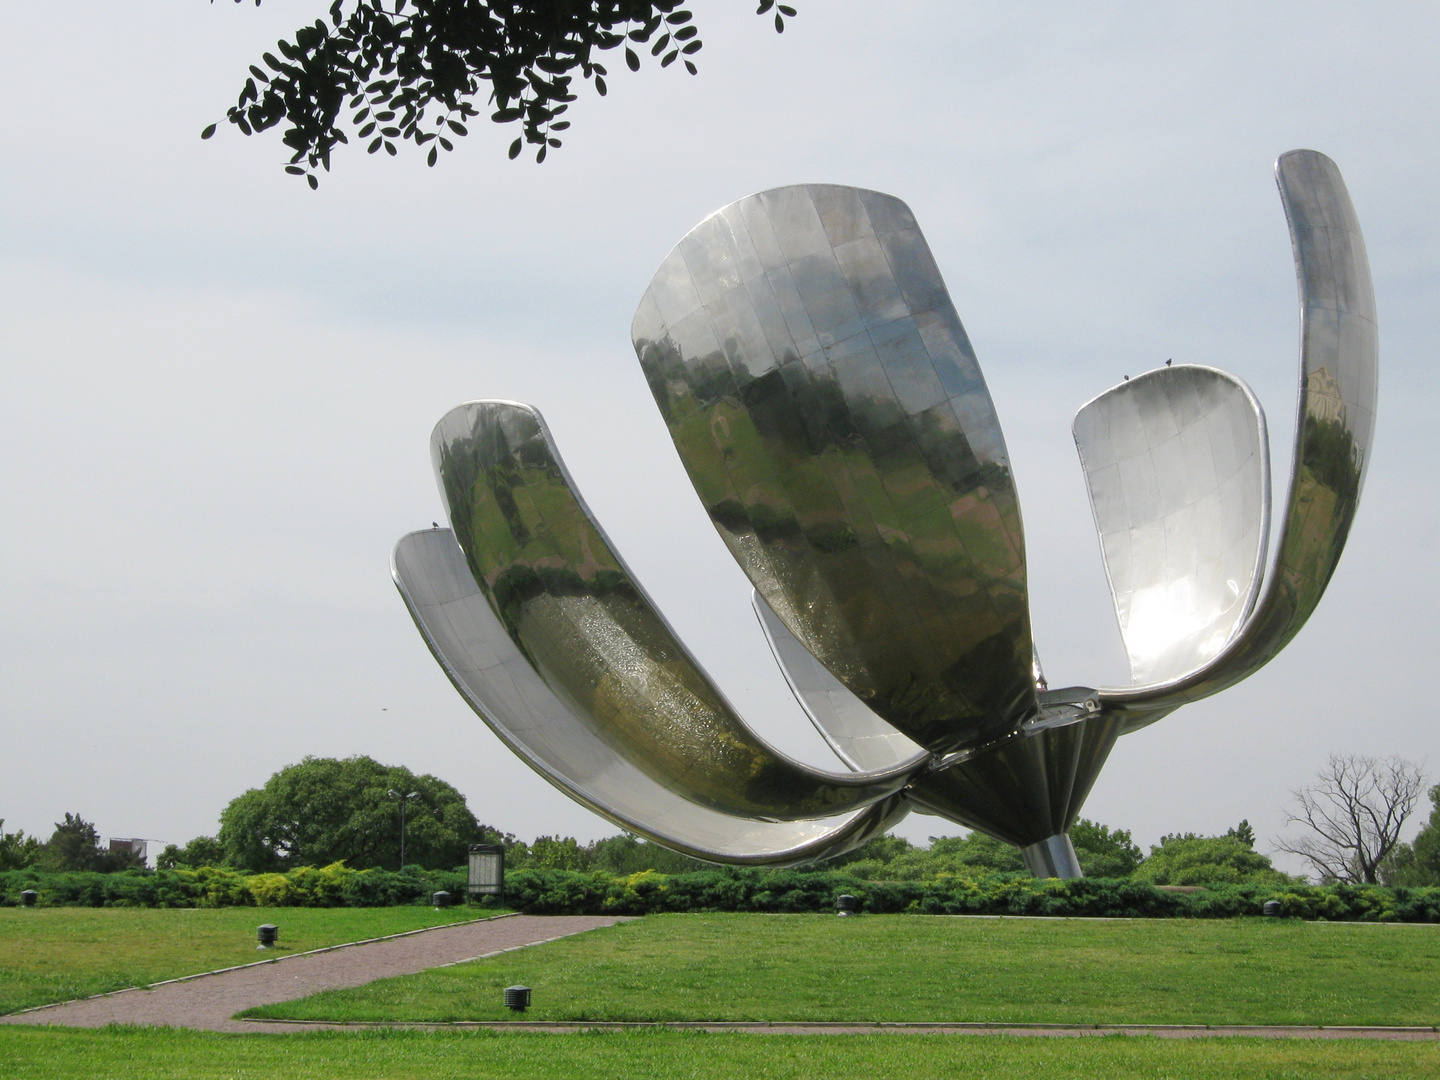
[{"x1": 1021, "y1": 833, "x2": 1083, "y2": 879}]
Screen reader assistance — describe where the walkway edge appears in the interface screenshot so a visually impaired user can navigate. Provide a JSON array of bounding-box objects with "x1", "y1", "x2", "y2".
[{"x1": 235, "y1": 1017, "x2": 1440, "y2": 1039}]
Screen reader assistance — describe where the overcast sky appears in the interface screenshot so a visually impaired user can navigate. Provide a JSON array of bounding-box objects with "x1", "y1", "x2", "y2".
[{"x1": 2, "y1": 2, "x2": 1436, "y2": 873}]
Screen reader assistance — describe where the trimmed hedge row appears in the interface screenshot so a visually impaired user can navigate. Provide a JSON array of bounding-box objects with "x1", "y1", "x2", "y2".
[
  {"x1": 4, "y1": 865, "x2": 1439, "y2": 921},
  {"x1": 507, "y1": 868, "x2": 1440, "y2": 922},
  {"x1": 0, "y1": 864, "x2": 467, "y2": 909}
]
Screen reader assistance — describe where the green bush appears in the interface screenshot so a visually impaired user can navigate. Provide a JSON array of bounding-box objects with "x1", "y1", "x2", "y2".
[
  {"x1": 0, "y1": 864, "x2": 467, "y2": 909},
  {"x1": 3, "y1": 864, "x2": 1437, "y2": 922},
  {"x1": 501, "y1": 868, "x2": 1440, "y2": 921},
  {"x1": 1134, "y1": 833, "x2": 1295, "y2": 887}
]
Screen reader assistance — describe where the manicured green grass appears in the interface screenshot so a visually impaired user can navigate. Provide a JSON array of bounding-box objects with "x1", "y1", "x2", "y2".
[
  {"x1": 0, "y1": 906, "x2": 506, "y2": 1015},
  {"x1": 3, "y1": 1027, "x2": 1438, "y2": 1080},
  {"x1": 246, "y1": 913, "x2": 1440, "y2": 1027}
]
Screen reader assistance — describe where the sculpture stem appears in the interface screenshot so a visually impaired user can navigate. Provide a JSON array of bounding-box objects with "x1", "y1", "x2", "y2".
[{"x1": 1021, "y1": 833, "x2": 1082, "y2": 879}]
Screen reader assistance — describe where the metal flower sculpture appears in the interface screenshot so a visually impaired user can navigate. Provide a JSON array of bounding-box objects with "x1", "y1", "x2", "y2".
[{"x1": 393, "y1": 151, "x2": 1376, "y2": 877}]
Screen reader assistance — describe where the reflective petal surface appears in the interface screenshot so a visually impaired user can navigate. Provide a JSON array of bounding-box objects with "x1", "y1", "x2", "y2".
[
  {"x1": 752, "y1": 590, "x2": 928, "y2": 773},
  {"x1": 429, "y1": 399, "x2": 917, "y2": 821},
  {"x1": 393, "y1": 528, "x2": 909, "y2": 864},
  {"x1": 1074, "y1": 365, "x2": 1270, "y2": 687},
  {"x1": 1096, "y1": 149, "x2": 1378, "y2": 722},
  {"x1": 633, "y1": 185, "x2": 1035, "y2": 756}
]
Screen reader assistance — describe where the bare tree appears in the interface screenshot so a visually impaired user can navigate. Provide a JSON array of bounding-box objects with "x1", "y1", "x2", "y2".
[{"x1": 1275, "y1": 755, "x2": 1427, "y2": 884}]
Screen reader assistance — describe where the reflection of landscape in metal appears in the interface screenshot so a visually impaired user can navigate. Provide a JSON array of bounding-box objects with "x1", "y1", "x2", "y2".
[{"x1": 394, "y1": 152, "x2": 1376, "y2": 878}]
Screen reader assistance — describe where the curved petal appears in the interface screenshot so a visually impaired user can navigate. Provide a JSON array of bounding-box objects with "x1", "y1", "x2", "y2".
[
  {"x1": 1073, "y1": 365, "x2": 1270, "y2": 687},
  {"x1": 394, "y1": 529, "x2": 910, "y2": 865},
  {"x1": 752, "y1": 590, "x2": 928, "y2": 773},
  {"x1": 429, "y1": 400, "x2": 919, "y2": 823},
  {"x1": 1096, "y1": 149, "x2": 1377, "y2": 723},
  {"x1": 632, "y1": 184, "x2": 1036, "y2": 756}
]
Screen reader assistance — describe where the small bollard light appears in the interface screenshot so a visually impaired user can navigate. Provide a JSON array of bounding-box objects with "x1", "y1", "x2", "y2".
[
  {"x1": 504, "y1": 985, "x2": 532, "y2": 1012},
  {"x1": 1262, "y1": 900, "x2": 1283, "y2": 918},
  {"x1": 432, "y1": 890, "x2": 452, "y2": 909},
  {"x1": 257, "y1": 923, "x2": 279, "y2": 949},
  {"x1": 836, "y1": 894, "x2": 859, "y2": 917},
  {"x1": 19, "y1": 890, "x2": 37, "y2": 908}
]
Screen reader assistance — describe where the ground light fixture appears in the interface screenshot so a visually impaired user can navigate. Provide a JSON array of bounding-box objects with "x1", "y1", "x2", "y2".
[
  {"x1": 257, "y1": 924, "x2": 278, "y2": 949},
  {"x1": 504, "y1": 985, "x2": 532, "y2": 1012},
  {"x1": 836, "y1": 894, "x2": 859, "y2": 917},
  {"x1": 19, "y1": 890, "x2": 36, "y2": 907}
]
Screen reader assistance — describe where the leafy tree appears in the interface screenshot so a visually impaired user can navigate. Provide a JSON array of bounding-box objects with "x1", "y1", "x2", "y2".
[
  {"x1": 515, "y1": 834, "x2": 587, "y2": 871},
  {"x1": 156, "y1": 835, "x2": 228, "y2": 871},
  {"x1": 1070, "y1": 819, "x2": 1144, "y2": 878},
  {"x1": 1382, "y1": 784, "x2": 1440, "y2": 887},
  {"x1": 826, "y1": 832, "x2": 916, "y2": 869},
  {"x1": 1134, "y1": 833, "x2": 1293, "y2": 887},
  {"x1": 583, "y1": 833, "x2": 709, "y2": 874},
  {"x1": 1275, "y1": 755, "x2": 1427, "y2": 884},
  {"x1": 216, "y1": 755, "x2": 503, "y2": 871},
  {"x1": 0, "y1": 820, "x2": 42, "y2": 871},
  {"x1": 502, "y1": 832, "x2": 710, "y2": 873},
  {"x1": 210, "y1": 0, "x2": 799, "y2": 187},
  {"x1": 36, "y1": 814, "x2": 144, "y2": 873},
  {"x1": 834, "y1": 832, "x2": 1022, "y2": 880},
  {"x1": 817, "y1": 822, "x2": 1142, "y2": 881},
  {"x1": 1226, "y1": 819, "x2": 1257, "y2": 847}
]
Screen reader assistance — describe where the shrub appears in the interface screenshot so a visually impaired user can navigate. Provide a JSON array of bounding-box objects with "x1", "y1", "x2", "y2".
[
  {"x1": 1134, "y1": 834, "x2": 1294, "y2": 886},
  {"x1": 1, "y1": 864, "x2": 1436, "y2": 922}
]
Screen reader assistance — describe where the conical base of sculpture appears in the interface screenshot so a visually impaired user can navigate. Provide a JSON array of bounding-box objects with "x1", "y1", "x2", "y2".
[{"x1": 904, "y1": 712, "x2": 1122, "y2": 867}]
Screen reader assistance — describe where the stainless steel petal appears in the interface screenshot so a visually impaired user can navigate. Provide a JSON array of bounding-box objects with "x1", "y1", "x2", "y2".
[
  {"x1": 1074, "y1": 365, "x2": 1270, "y2": 687},
  {"x1": 1095, "y1": 150, "x2": 1377, "y2": 725},
  {"x1": 393, "y1": 528, "x2": 911, "y2": 865},
  {"x1": 752, "y1": 590, "x2": 928, "y2": 773},
  {"x1": 429, "y1": 399, "x2": 919, "y2": 822},
  {"x1": 634, "y1": 184, "x2": 1036, "y2": 756}
]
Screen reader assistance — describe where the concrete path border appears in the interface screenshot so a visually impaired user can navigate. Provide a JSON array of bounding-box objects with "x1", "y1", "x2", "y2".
[{"x1": 238, "y1": 1018, "x2": 1440, "y2": 1040}]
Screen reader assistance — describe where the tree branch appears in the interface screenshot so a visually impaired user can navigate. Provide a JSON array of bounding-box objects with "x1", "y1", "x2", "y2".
[{"x1": 207, "y1": 0, "x2": 799, "y2": 187}]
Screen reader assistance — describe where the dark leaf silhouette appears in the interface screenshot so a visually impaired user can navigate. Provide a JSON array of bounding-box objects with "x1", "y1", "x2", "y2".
[{"x1": 206, "y1": 1, "x2": 798, "y2": 187}]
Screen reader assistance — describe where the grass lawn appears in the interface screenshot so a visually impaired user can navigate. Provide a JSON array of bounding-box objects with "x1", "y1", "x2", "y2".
[
  {"x1": 245, "y1": 913, "x2": 1440, "y2": 1027},
  {"x1": 0, "y1": 906, "x2": 506, "y2": 1015},
  {"x1": 3, "y1": 1027, "x2": 1439, "y2": 1080}
]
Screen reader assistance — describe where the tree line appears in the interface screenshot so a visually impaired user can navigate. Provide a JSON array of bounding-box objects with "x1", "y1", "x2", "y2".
[{"x1": 4, "y1": 753, "x2": 1436, "y2": 887}]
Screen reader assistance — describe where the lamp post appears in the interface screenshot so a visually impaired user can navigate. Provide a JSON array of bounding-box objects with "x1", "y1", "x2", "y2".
[{"x1": 387, "y1": 789, "x2": 420, "y2": 869}]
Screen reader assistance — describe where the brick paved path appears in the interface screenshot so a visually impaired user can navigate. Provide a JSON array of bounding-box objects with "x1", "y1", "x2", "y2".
[{"x1": 1, "y1": 914, "x2": 625, "y2": 1032}]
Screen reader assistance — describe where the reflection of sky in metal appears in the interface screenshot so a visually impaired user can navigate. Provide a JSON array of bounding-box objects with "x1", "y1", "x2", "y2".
[
  {"x1": 1075, "y1": 365, "x2": 1269, "y2": 687},
  {"x1": 1092, "y1": 151, "x2": 1377, "y2": 728}
]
